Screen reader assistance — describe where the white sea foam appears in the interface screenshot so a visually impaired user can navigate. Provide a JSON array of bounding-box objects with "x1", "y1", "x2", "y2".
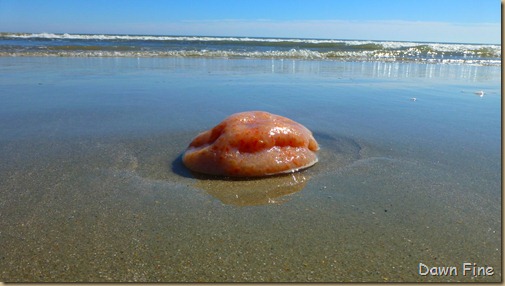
[{"x1": 0, "y1": 49, "x2": 500, "y2": 66}]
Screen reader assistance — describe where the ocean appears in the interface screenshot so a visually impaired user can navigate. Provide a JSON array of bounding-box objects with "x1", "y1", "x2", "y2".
[
  {"x1": 0, "y1": 33, "x2": 501, "y2": 282},
  {"x1": 0, "y1": 32, "x2": 501, "y2": 65}
]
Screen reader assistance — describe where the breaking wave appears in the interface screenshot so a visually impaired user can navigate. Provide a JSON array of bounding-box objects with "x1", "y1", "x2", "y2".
[{"x1": 0, "y1": 32, "x2": 500, "y2": 65}]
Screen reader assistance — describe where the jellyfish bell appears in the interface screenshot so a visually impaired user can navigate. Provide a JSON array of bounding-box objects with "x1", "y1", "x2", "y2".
[{"x1": 182, "y1": 111, "x2": 319, "y2": 177}]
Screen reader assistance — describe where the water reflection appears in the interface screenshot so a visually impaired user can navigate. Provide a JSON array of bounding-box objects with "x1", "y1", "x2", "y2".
[
  {"x1": 193, "y1": 172, "x2": 309, "y2": 206},
  {"x1": 268, "y1": 60, "x2": 499, "y2": 81},
  {"x1": 78, "y1": 57, "x2": 499, "y2": 83}
]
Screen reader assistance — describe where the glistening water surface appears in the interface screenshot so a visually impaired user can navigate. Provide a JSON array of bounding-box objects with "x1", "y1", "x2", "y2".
[{"x1": 0, "y1": 57, "x2": 501, "y2": 282}]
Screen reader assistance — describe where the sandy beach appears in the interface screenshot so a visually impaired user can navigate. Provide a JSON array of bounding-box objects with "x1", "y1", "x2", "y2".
[{"x1": 0, "y1": 57, "x2": 501, "y2": 282}]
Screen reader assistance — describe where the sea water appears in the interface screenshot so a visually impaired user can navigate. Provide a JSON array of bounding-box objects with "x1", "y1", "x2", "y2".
[
  {"x1": 0, "y1": 55, "x2": 501, "y2": 282},
  {"x1": 0, "y1": 32, "x2": 501, "y2": 65}
]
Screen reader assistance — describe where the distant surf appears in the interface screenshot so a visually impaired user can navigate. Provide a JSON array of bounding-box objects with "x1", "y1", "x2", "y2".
[{"x1": 0, "y1": 32, "x2": 500, "y2": 65}]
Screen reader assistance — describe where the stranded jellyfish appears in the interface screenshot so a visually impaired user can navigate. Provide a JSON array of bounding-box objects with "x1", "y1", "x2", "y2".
[{"x1": 182, "y1": 111, "x2": 319, "y2": 177}]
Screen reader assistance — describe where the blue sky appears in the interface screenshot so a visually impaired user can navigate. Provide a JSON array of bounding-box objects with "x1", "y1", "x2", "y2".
[{"x1": 0, "y1": 0, "x2": 500, "y2": 43}]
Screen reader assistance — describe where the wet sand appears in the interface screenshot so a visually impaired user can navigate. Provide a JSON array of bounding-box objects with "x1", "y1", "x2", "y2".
[{"x1": 0, "y1": 57, "x2": 501, "y2": 282}]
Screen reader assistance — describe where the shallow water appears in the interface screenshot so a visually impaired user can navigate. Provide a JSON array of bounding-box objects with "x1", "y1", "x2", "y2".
[{"x1": 0, "y1": 57, "x2": 501, "y2": 282}]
